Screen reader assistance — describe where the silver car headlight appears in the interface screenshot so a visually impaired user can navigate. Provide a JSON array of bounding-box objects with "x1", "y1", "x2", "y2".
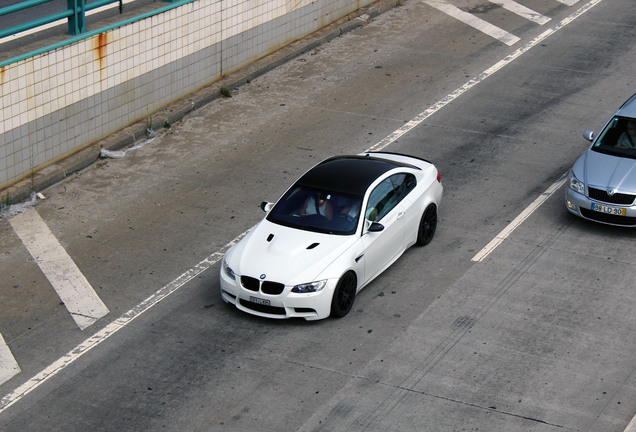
[
  {"x1": 292, "y1": 280, "x2": 327, "y2": 293},
  {"x1": 567, "y1": 170, "x2": 585, "y2": 195},
  {"x1": 222, "y1": 257, "x2": 236, "y2": 279}
]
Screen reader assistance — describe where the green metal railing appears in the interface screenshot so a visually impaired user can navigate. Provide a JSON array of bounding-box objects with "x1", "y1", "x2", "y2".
[
  {"x1": 0, "y1": 0, "x2": 129, "y2": 39},
  {"x1": 0, "y1": 0, "x2": 194, "y2": 68}
]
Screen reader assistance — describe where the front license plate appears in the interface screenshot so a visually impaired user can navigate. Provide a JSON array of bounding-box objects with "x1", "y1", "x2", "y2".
[
  {"x1": 591, "y1": 203, "x2": 626, "y2": 216},
  {"x1": 250, "y1": 296, "x2": 271, "y2": 306}
]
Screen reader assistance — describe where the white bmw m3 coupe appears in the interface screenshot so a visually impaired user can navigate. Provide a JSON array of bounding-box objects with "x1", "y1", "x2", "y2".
[{"x1": 220, "y1": 152, "x2": 443, "y2": 320}]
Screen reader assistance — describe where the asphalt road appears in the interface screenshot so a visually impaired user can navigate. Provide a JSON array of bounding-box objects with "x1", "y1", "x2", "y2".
[{"x1": 1, "y1": 0, "x2": 635, "y2": 431}]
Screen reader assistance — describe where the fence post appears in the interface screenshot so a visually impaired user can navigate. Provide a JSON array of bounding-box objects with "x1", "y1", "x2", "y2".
[{"x1": 67, "y1": 0, "x2": 86, "y2": 35}]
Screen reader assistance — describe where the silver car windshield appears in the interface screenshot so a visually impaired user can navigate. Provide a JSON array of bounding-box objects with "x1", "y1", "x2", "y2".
[
  {"x1": 266, "y1": 185, "x2": 362, "y2": 235},
  {"x1": 592, "y1": 116, "x2": 636, "y2": 159}
]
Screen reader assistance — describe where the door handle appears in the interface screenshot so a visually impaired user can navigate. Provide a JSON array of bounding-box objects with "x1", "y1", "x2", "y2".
[{"x1": 397, "y1": 211, "x2": 405, "y2": 219}]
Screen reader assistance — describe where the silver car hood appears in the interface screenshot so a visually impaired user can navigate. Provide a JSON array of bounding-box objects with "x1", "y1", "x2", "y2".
[{"x1": 582, "y1": 150, "x2": 636, "y2": 193}]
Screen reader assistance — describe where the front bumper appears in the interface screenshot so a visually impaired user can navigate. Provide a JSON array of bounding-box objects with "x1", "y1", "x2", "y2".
[
  {"x1": 565, "y1": 188, "x2": 636, "y2": 227},
  {"x1": 219, "y1": 268, "x2": 336, "y2": 320}
]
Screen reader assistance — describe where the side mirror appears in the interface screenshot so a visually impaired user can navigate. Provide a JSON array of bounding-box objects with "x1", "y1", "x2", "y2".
[
  {"x1": 366, "y1": 221, "x2": 384, "y2": 232},
  {"x1": 583, "y1": 129, "x2": 595, "y2": 142},
  {"x1": 260, "y1": 201, "x2": 274, "y2": 212}
]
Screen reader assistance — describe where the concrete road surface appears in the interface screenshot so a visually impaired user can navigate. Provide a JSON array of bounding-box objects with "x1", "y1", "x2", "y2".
[{"x1": 0, "y1": 0, "x2": 635, "y2": 431}]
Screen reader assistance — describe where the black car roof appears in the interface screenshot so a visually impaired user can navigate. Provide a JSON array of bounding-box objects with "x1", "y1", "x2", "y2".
[{"x1": 296, "y1": 155, "x2": 403, "y2": 196}]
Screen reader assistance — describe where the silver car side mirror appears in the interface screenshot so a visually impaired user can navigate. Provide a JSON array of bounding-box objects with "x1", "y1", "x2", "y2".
[{"x1": 583, "y1": 129, "x2": 595, "y2": 142}]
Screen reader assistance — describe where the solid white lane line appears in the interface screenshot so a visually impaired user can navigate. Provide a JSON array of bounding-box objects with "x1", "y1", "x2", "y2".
[
  {"x1": 8, "y1": 208, "x2": 109, "y2": 330},
  {"x1": 471, "y1": 174, "x2": 568, "y2": 262},
  {"x1": 368, "y1": 0, "x2": 602, "y2": 153},
  {"x1": 489, "y1": 0, "x2": 551, "y2": 25},
  {"x1": 423, "y1": 0, "x2": 521, "y2": 46},
  {"x1": 0, "y1": 229, "x2": 250, "y2": 414},
  {"x1": 0, "y1": 333, "x2": 20, "y2": 386}
]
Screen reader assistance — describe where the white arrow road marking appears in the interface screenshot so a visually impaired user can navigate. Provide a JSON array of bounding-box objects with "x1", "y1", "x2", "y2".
[
  {"x1": 8, "y1": 208, "x2": 109, "y2": 330},
  {"x1": 424, "y1": 0, "x2": 521, "y2": 46},
  {"x1": 0, "y1": 333, "x2": 20, "y2": 386}
]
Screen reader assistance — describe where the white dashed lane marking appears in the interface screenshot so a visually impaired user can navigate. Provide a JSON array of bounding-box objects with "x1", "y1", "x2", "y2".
[
  {"x1": 423, "y1": 0, "x2": 580, "y2": 45},
  {"x1": 8, "y1": 208, "x2": 109, "y2": 330},
  {"x1": 0, "y1": 229, "x2": 249, "y2": 414},
  {"x1": 0, "y1": 0, "x2": 605, "y2": 417},
  {"x1": 471, "y1": 175, "x2": 568, "y2": 262}
]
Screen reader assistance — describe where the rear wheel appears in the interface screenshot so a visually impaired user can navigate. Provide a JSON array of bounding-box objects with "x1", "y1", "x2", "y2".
[
  {"x1": 330, "y1": 272, "x2": 357, "y2": 318},
  {"x1": 416, "y1": 204, "x2": 437, "y2": 246}
]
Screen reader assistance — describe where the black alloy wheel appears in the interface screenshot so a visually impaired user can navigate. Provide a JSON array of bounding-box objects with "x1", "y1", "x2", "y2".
[
  {"x1": 330, "y1": 272, "x2": 357, "y2": 318},
  {"x1": 416, "y1": 204, "x2": 437, "y2": 246}
]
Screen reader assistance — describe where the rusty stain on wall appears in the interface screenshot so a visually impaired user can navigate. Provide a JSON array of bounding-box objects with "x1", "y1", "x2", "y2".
[{"x1": 94, "y1": 32, "x2": 109, "y2": 79}]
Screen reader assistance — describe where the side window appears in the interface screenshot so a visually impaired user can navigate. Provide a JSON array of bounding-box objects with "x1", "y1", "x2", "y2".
[
  {"x1": 365, "y1": 173, "x2": 417, "y2": 222},
  {"x1": 391, "y1": 173, "x2": 416, "y2": 200},
  {"x1": 366, "y1": 179, "x2": 393, "y2": 222}
]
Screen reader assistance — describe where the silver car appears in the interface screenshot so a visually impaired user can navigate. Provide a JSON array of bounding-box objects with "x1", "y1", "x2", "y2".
[{"x1": 565, "y1": 92, "x2": 636, "y2": 227}]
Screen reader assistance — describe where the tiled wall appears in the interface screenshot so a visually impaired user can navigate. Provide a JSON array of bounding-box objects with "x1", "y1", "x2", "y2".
[{"x1": 0, "y1": 0, "x2": 372, "y2": 190}]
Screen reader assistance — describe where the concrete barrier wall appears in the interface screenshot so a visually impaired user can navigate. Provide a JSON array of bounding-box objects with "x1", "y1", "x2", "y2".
[{"x1": 0, "y1": 0, "x2": 374, "y2": 191}]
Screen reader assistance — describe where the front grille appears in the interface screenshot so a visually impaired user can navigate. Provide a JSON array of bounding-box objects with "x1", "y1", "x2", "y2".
[
  {"x1": 261, "y1": 281, "x2": 285, "y2": 295},
  {"x1": 241, "y1": 276, "x2": 260, "y2": 291},
  {"x1": 240, "y1": 275, "x2": 285, "y2": 294},
  {"x1": 239, "y1": 299, "x2": 286, "y2": 315},
  {"x1": 588, "y1": 187, "x2": 635, "y2": 205},
  {"x1": 580, "y1": 208, "x2": 636, "y2": 226}
]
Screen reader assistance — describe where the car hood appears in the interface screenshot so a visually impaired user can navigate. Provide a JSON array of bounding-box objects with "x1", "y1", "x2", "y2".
[
  {"x1": 228, "y1": 219, "x2": 356, "y2": 286},
  {"x1": 579, "y1": 150, "x2": 636, "y2": 192}
]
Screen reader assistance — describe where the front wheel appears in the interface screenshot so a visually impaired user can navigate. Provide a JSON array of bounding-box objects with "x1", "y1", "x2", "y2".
[
  {"x1": 330, "y1": 272, "x2": 357, "y2": 318},
  {"x1": 416, "y1": 204, "x2": 437, "y2": 246}
]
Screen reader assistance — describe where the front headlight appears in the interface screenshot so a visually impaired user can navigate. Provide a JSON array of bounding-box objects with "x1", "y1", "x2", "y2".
[
  {"x1": 222, "y1": 257, "x2": 236, "y2": 279},
  {"x1": 567, "y1": 170, "x2": 585, "y2": 195},
  {"x1": 292, "y1": 280, "x2": 327, "y2": 293}
]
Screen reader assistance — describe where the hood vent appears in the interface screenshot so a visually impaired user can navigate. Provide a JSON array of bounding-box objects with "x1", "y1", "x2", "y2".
[
  {"x1": 267, "y1": 234, "x2": 274, "y2": 242},
  {"x1": 307, "y1": 242, "x2": 319, "y2": 250}
]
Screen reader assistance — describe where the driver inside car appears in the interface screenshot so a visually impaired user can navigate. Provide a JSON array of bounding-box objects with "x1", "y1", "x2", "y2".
[{"x1": 299, "y1": 193, "x2": 335, "y2": 220}]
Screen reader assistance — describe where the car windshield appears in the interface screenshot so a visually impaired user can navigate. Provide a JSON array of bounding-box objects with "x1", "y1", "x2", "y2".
[
  {"x1": 592, "y1": 116, "x2": 636, "y2": 159},
  {"x1": 266, "y1": 185, "x2": 363, "y2": 235}
]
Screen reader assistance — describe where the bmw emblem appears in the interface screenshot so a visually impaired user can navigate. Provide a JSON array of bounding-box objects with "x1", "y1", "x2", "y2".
[
  {"x1": 607, "y1": 189, "x2": 615, "y2": 196},
  {"x1": 260, "y1": 274, "x2": 266, "y2": 280}
]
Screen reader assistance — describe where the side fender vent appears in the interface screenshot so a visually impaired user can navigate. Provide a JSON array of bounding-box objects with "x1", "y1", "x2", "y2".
[
  {"x1": 307, "y1": 243, "x2": 319, "y2": 250},
  {"x1": 267, "y1": 234, "x2": 274, "y2": 242}
]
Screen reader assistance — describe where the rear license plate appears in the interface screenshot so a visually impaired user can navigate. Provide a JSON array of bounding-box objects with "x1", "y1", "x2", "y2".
[
  {"x1": 591, "y1": 203, "x2": 626, "y2": 216},
  {"x1": 250, "y1": 296, "x2": 271, "y2": 306}
]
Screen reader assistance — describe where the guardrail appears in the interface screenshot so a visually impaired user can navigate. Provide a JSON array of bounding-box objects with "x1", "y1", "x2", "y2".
[
  {"x1": 0, "y1": 0, "x2": 192, "y2": 68},
  {"x1": 0, "y1": 0, "x2": 126, "y2": 39}
]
